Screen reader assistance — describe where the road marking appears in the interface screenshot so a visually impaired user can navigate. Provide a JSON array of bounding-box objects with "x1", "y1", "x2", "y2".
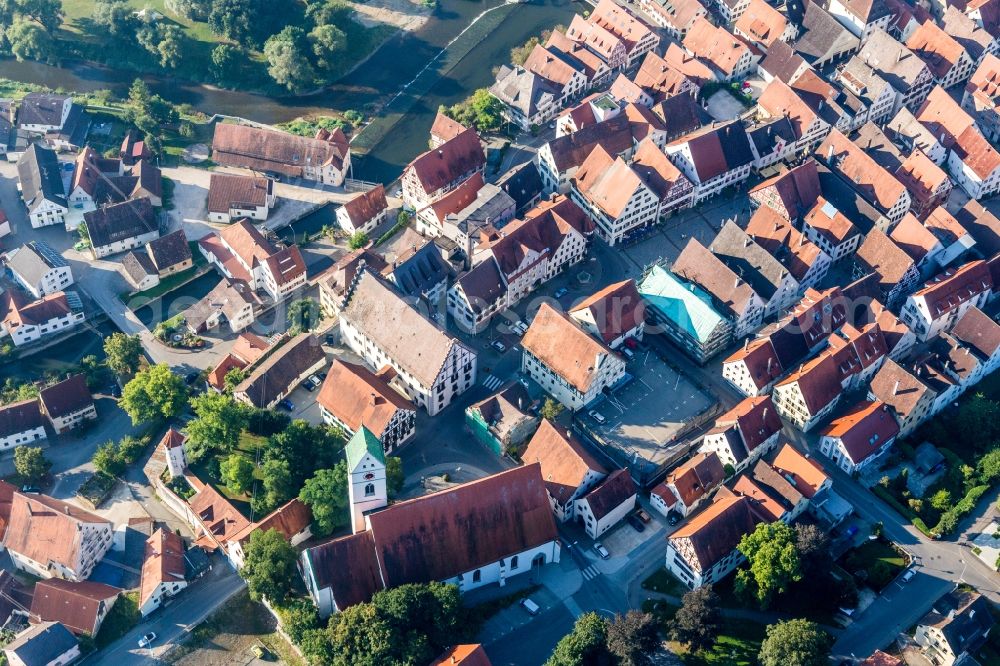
[
  {"x1": 581, "y1": 565, "x2": 600, "y2": 580},
  {"x1": 482, "y1": 375, "x2": 503, "y2": 390}
]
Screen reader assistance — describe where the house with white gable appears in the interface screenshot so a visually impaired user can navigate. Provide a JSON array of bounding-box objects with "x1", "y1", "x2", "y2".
[
  {"x1": 521, "y1": 419, "x2": 608, "y2": 522},
  {"x1": 699, "y1": 396, "x2": 782, "y2": 475},
  {"x1": 199, "y1": 219, "x2": 307, "y2": 302},
  {"x1": 574, "y1": 470, "x2": 637, "y2": 538},
  {"x1": 899, "y1": 260, "x2": 993, "y2": 341},
  {"x1": 819, "y1": 400, "x2": 899, "y2": 474},
  {"x1": 521, "y1": 302, "x2": 626, "y2": 411}
]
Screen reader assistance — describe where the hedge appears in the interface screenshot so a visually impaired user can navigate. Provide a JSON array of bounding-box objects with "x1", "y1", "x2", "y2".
[
  {"x1": 934, "y1": 484, "x2": 990, "y2": 536},
  {"x1": 871, "y1": 486, "x2": 937, "y2": 537}
]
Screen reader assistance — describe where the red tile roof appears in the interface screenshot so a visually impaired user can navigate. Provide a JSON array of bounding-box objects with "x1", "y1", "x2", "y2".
[
  {"x1": 522, "y1": 419, "x2": 606, "y2": 505},
  {"x1": 407, "y1": 128, "x2": 485, "y2": 195},
  {"x1": 521, "y1": 302, "x2": 620, "y2": 394},
  {"x1": 581, "y1": 469, "x2": 636, "y2": 520},
  {"x1": 139, "y1": 528, "x2": 185, "y2": 613},
  {"x1": 317, "y1": 360, "x2": 415, "y2": 439},
  {"x1": 38, "y1": 374, "x2": 92, "y2": 420},
  {"x1": 822, "y1": 400, "x2": 899, "y2": 464},
  {"x1": 771, "y1": 444, "x2": 828, "y2": 499},
  {"x1": 431, "y1": 645, "x2": 493, "y2": 666},
  {"x1": 667, "y1": 452, "x2": 725, "y2": 507},
  {"x1": 914, "y1": 260, "x2": 992, "y2": 319},
  {"x1": 5, "y1": 492, "x2": 109, "y2": 574},
  {"x1": 30, "y1": 579, "x2": 119, "y2": 635},
  {"x1": 568, "y1": 279, "x2": 644, "y2": 345}
]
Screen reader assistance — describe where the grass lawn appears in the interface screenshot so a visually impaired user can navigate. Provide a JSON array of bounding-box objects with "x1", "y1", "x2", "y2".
[
  {"x1": 667, "y1": 619, "x2": 766, "y2": 666},
  {"x1": 121, "y1": 254, "x2": 210, "y2": 306},
  {"x1": 642, "y1": 568, "x2": 686, "y2": 596},
  {"x1": 166, "y1": 590, "x2": 304, "y2": 666},
  {"x1": 96, "y1": 592, "x2": 140, "y2": 648},
  {"x1": 842, "y1": 539, "x2": 907, "y2": 590}
]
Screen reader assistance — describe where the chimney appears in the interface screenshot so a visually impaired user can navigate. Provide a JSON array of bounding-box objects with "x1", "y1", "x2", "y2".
[
  {"x1": 893, "y1": 379, "x2": 900, "y2": 395},
  {"x1": 744, "y1": 338, "x2": 749, "y2": 351},
  {"x1": 827, "y1": 144, "x2": 833, "y2": 161},
  {"x1": 766, "y1": 356, "x2": 773, "y2": 373},
  {"x1": 762, "y1": 407, "x2": 768, "y2": 421},
  {"x1": 370, "y1": 392, "x2": 378, "y2": 406},
  {"x1": 438, "y1": 149, "x2": 444, "y2": 157}
]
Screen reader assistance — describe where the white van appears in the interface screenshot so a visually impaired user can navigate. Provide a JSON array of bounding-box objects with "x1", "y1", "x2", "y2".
[{"x1": 520, "y1": 598, "x2": 540, "y2": 616}]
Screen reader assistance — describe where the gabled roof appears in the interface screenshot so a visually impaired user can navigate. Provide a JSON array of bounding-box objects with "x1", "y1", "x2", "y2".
[
  {"x1": 187, "y1": 483, "x2": 251, "y2": 548},
  {"x1": 83, "y1": 198, "x2": 157, "y2": 249},
  {"x1": 893, "y1": 150, "x2": 949, "y2": 211},
  {"x1": 341, "y1": 184, "x2": 388, "y2": 228},
  {"x1": 668, "y1": 121, "x2": 754, "y2": 183},
  {"x1": 430, "y1": 112, "x2": 467, "y2": 145},
  {"x1": 673, "y1": 238, "x2": 759, "y2": 319},
  {"x1": 748, "y1": 159, "x2": 821, "y2": 221},
  {"x1": 228, "y1": 498, "x2": 311, "y2": 547},
  {"x1": 757, "y1": 79, "x2": 818, "y2": 141},
  {"x1": 317, "y1": 361, "x2": 414, "y2": 439},
  {"x1": 858, "y1": 28, "x2": 931, "y2": 90},
  {"x1": 745, "y1": 205, "x2": 825, "y2": 281},
  {"x1": 341, "y1": 273, "x2": 468, "y2": 388},
  {"x1": 522, "y1": 419, "x2": 606, "y2": 505},
  {"x1": 790, "y1": 0, "x2": 859, "y2": 65},
  {"x1": 667, "y1": 452, "x2": 725, "y2": 506},
  {"x1": 17, "y1": 144, "x2": 66, "y2": 212},
  {"x1": 139, "y1": 528, "x2": 185, "y2": 612},
  {"x1": 735, "y1": 0, "x2": 789, "y2": 46},
  {"x1": 776, "y1": 352, "x2": 841, "y2": 414},
  {"x1": 38, "y1": 374, "x2": 92, "y2": 419},
  {"x1": 818, "y1": 129, "x2": 906, "y2": 214},
  {"x1": 951, "y1": 306, "x2": 1000, "y2": 360},
  {"x1": 4, "y1": 492, "x2": 110, "y2": 572},
  {"x1": 488, "y1": 196, "x2": 593, "y2": 277},
  {"x1": 431, "y1": 645, "x2": 493, "y2": 666},
  {"x1": 906, "y1": 19, "x2": 969, "y2": 80},
  {"x1": 670, "y1": 490, "x2": 764, "y2": 570},
  {"x1": 822, "y1": 400, "x2": 899, "y2": 464},
  {"x1": 890, "y1": 213, "x2": 942, "y2": 264},
  {"x1": 212, "y1": 123, "x2": 349, "y2": 176},
  {"x1": 855, "y1": 228, "x2": 916, "y2": 292},
  {"x1": 521, "y1": 302, "x2": 621, "y2": 394},
  {"x1": 683, "y1": 18, "x2": 753, "y2": 77},
  {"x1": 573, "y1": 146, "x2": 645, "y2": 218},
  {"x1": 234, "y1": 333, "x2": 325, "y2": 408},
  {"x1": 146, "y1": 229, "x2": 192, "y2": 272},
  {"x1": 569, "y1": 279, "x2": 644, "y2": 345},
  {"x1": 4, "y1": 621, "x2": 78, "y2": 666},
  {"x1": 912, "y1": 260, "x2": 992, "y2": 319},
  {"x1": 711, "y1": 395, "x2": 782, "y2": 456},
  {"x1": 346, "y1": 426, "x2": 386, "y2": 469},
  {"x1": 760, "y1": 40, "x2": 808, "y2": 83},
  {"x1": 732, "y1": 459, "x2": 803, "y2": 520},
  {"x1": 544, "y1": 114, "x2": 635, "y2": 173},
  {"x1": 581, "y1": 469, "x2": 636, "y2": 519},
  {"x1": 770, "y1": 443, "x2": 828, "y2": 498},
  {"x1": 955, "y1": 200, "x2": 1000, "y2": 256},
  {"x1": 724, "y1": 337, "x2": 784, "y2": 391},
  {"x1": 710, "y1": 221, "x2": 790, "y2": 301},
  {"x1": 406, "y1": 128, "x2": 485, "y2": 195},
  {"x1": 207, "y1": 173, "x2": 272, "y2": 214},
  {"x1": 30, "y1": 579, "x2": 119, "y2": 635}
]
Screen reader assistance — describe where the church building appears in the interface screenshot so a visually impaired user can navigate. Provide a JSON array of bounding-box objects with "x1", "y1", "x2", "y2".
[{"x1": 299, "y1": 427, "x2": 561, "y2": 616}]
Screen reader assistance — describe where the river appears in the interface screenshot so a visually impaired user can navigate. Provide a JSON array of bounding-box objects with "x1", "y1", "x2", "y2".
[{"x1": 0, "y1": 0, "x2": 582, "y2": 182}]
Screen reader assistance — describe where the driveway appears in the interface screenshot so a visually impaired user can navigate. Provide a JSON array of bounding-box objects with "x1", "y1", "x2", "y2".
[{"x1": 88, "y1": 559, "x2": 245, "y2": 665}]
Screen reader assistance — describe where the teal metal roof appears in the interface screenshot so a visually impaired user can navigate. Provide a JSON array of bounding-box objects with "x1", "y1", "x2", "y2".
[
  {"x1": 638, "y1": 265, "x2": 728, "y2": 344},
  {"x1": 346, "y1": 426, "x2": 385, "y2": 469}
]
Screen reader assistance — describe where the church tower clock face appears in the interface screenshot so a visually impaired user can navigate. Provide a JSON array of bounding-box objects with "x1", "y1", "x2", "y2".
[{"x1": 364, "y1": 473, "x2": 375, "y2": 480}]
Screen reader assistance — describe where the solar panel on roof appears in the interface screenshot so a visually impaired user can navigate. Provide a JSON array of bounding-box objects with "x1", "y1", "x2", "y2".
[{"x1": 821, "y1": 200, "x2": 838, "y2": 218}]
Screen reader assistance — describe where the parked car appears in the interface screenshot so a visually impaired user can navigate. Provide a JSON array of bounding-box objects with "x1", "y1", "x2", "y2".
[
  {"x1": 301, "y1": 378, "x2": 316, "y2": 392},
  {"x1": 518, "y1": 377, "x2": 530, "y2": 389},
  {"x1": 491, "y1": 340, "x2": 506, "y2": 353},
  {"x1": 667, "y1": 512, "x2": 681, "y2": 526},
  {"x1": 512, "y1": 321, "x2": 528, "y2": 335},
  {"x1": 138, "y1": 632, "x2": 157, "y2": 649},
  {"x1": 901, "y1": 568, "x2": 916, "y2": 583},
  {"x1": 627, "y1": 515, "x2": 646, "y2": 532},
  {"x1": 308, "y1": 374, "x2": 321, "y2": 388},
  {"x1": 20, "y1": 486, "x2": 39, "y2": 494},
  {"x1": 325, "y1": 334, "x2": 335, "y2": 346},
  {"x1": 636, "y1": 509, "x2": 651, "y2": 523},
  {"x1": 554, "y1": 287, "x2": 569, "y2": 299},
  {"x1": 520, "y1": 598, "x2": 540, "y2": 616},
  {"x1": 588, "y1": 410, "x2": 606, "y2": 424},
  {"x1": 184, "y1": 371, "x2": 200, "y2": 385},
  {"x1": 594, "y1": 542, "x2": 610, "y2": 559},
  {"x1": 277, "y1": 399, "x2": 294, "y2": 412}
]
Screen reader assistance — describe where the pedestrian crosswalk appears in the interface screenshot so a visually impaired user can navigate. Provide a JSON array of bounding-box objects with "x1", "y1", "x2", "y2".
[
  {"x1": 482, "y1": 375, "x2": 503, "y2": 391},
  {"x1": 581, "y1": 565, "x2": 600, "y2": 581}
]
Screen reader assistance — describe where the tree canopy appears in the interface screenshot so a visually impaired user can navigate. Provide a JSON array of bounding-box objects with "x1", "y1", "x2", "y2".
[
  {"x1": 605, "y1": 611, "x2": 660, "y2": 666},
  {"x1": 299, "y1": 463, "x2": 349, "y2": 536},
  {"x1": 14, "y1": 446, "x2": 50, "y2": 484},
  {"x1": 670, "y1": 585, "x2": 721, "y2": 653},
  {"x1": 103, "y1": 333, "x2": 143, "y2": 376},
  {"x1": 736, "y1": 521, "x2": 802, "y2": 608},
  {"x1": 241, "y1": 528, "x2": 299, "y2": 604},
  {"x1": 185, "y1": 392, "x2": 251, "y2": 461},
  {"x1": 758, "y1": 619, "x2": 832, "y2": 666},
  {"x1": 221, "y1": 454, "x2": 255, "y2": 495},
  {"x1": 325, "y1": 583, "x2": 462, "y2": 666},
  {"x1": 120, "y1": 364, "x2": 187, "y2": 424},
  {"x1": 545, "y1": 612, "x2": 612, "y2": 666}
]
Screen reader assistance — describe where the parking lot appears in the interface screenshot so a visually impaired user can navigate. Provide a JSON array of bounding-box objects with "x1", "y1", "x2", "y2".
[{"x1": 584, "y1": 349, "x2": 717, "y2": 468}]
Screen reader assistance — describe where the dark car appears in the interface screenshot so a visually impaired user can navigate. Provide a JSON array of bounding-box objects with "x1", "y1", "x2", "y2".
[
  {"x1": 277, "y1": 399, "x2": 294, "y2": 411},
  {"x1": 325, "y1": 334, "x2": 335, "y2": 346},
  {"x1": 627, "y1": 515, "x2": 646, "y2": 532},
  {"x1": 184, "y1": 371, "x2": 200, "y2": 385},
  {"x1": 108, "y1": 384, "x2": 121, "y2": 398},
  {"x1": 667, "y1": 512, "x2": 681, "y2": 526}
]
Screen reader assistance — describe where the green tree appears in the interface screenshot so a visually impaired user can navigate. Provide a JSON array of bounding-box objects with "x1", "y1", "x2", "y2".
[
  {"x1": 92, "y1": 0, "x2": 134, "y2": 35},
  {"x1": 156, "y1": 24, "x2": 183, "y2": 68},
  {"x1": 348, "y1": 231, "x2": 369, "y2": 249},
  {"x1": 276, "y1": 597, "x2": 320, "y2": 644},
  {"x1": 930, "y1": 489, "x2": 953, "y2": 511},
  {"x1": 794, "y1": 523, "x2": 831, "y2": 575},
  {"x1": 103, "y1": 333, "x2": 143, "y2": 375},
  {"x1": 669, "y1": 585, "x2": 721, "y2": 653},
  {"x1": 265, "y1": 420, "x2": 346, "y2": 490},
  {"x1": 210, "y1": 43, "x2": 240, "y2": 83},
  {"x1": 207, "y1": 0, "x2": 256, "y2": 45},
  {"x1": 387, "y1": 456, "x2": 404, "y2": 499},
  {"x1": 545, "y1": 612, "x2": 611, "y2": 666},
  {"x1": 327, "y1": 582, "x2": 462, "y2": 666},
  {"x1": 956, "y1": 393, "x2": 1000, "y2": 451},
  {"x1": 185, "y1": 392, "x2": 250, "y2": 461},
  {"x1": 606, "y1": 611, "x2": 659, "y2": 666},
  {"x1": 120, "y1": 364, "x2": 187, "y2": 424},
  {"x1": 221, "y1": 454, "x2": 255, "y2": 495},
  {"x1": 257, "y1": 457, "x2": 295, "y2": 513},
  {"x1": 6, "y1": 17, "x2": 54, "y2": 63},
  {"x1": 92, "y1": 441, "x2": 126, "y2": 477},
  {"x1": 978, "y1": 448, "x2": 1000, "y2": 483},
  {"x1": 118, "y1": 435, "x2": 147, "y2": 463},
  {"x1": 758, "y1": 619, "x2": 832, "y2": 666},
  {"x1": 165, "y1": 0, "x2": 212, "y2": 20},
  {"x1": 17, "y1": 0, "x2": 62, "y2": 32},
  {"x1": 223, "y1": 367, "x2": 247, "y2": 393},
  {"x1": 540, "y1": 398, "x2": 563, "y2": 421},
  {"x1": 264, "y1": 26, "x2": 316, "y2": 92},
  {"x1": 309, "y1": 23, "x2": 346, "y2": 71},
  {"x1": 241, "y1": 528, "x2": 298, "y2": 603},
  {"x1": 736, "y1": 521, "x2": 802, "y2": 608},
  {"x1": 446, "y1": 89, "x2": 505, "y2": 133},
  {"x1": 299, "y1": 463, "x2": 349, "y2": 535},
  {"x1": 286, "y1": 298, "x2": 322, "y2": 334},
  {"x1": 14, "y1": 446, "x2": 50, "y2": 484}
]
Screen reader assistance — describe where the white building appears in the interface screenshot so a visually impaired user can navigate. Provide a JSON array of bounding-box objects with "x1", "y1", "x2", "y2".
[
  {"x1": 574, "y1": 470, "x2": 637, "y2": 538},
  {"x1": 84, "y1": 198, "x2": 159, "y2": 260},
  {"x1": 1, "y1": 291, "x2": 85, "y2": 348},
  {"x1": 138, "y1": 528, "x2": 188, "y2": 617},
  {"x1": 300, "y1": 463, "x2": 560, "y2": 616},
  {"x1": 521, "y1": 303, "x2": 626, "y2": 412},
  {"x1": 900, "y1": 261, "x2": 993, "y2": 341},
  {"x1": 17, "y1": 144, "x2": 67, "y2": 229},
  {"x1": 0, "y1": 399, "x2": 46, "y2": 451},
  {"x1": 206, "y1": 173, "x2": 276, "y2": 224},
  {"x1": 5, "y1": 242, "x2": 72, "y2": 299},
  {"x1": 818, "y1": 400, "x2": 899, "y2": 474},
  {"x1": 521, "y1": 419, "x2": 608, "y2": 522},
  {"x1": 340, "y1": 272, "x2": 477, "y2": 417},
  {"x1": 198, "y1": 219, "x2": 307, "y2": 302}
]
